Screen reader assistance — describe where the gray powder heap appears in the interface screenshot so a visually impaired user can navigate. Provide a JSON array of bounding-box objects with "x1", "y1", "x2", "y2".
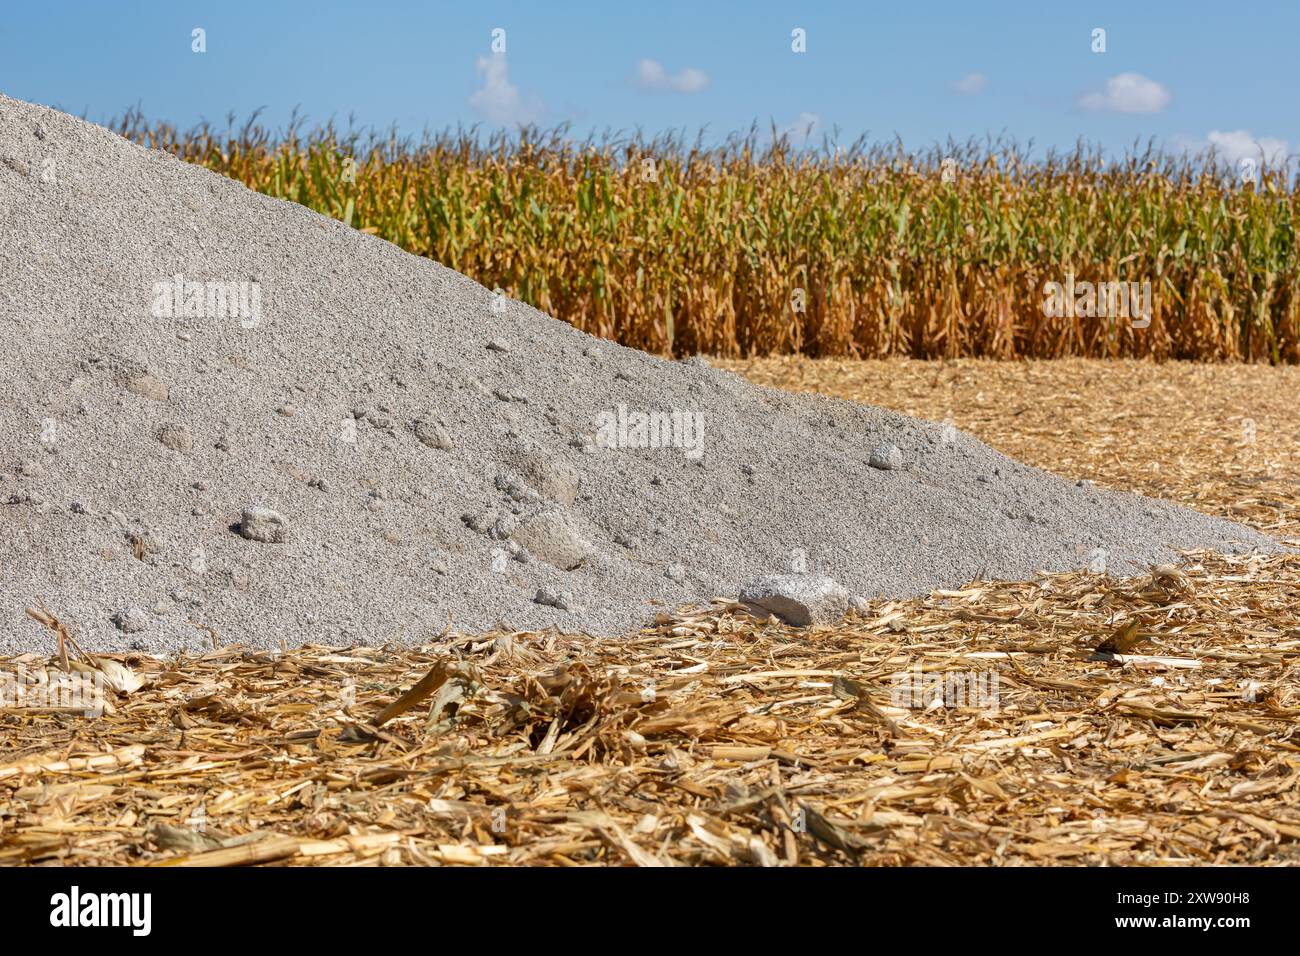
[{"x1": 0, "y1": 95, "x2": 1279, "y2": 653}]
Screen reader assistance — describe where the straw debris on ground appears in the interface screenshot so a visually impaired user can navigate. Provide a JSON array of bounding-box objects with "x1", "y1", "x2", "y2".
[{"x1": 1, "y1": 551, "x2": 1298, "y2": 867}]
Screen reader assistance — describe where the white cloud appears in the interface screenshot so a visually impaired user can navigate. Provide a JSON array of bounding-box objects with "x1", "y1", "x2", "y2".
[
  {"x1": 1077, "y1": 73, "x2": 1171, "y2": 114},
  {"x1": 469, "y1": 54, "x2": 545, "y2": 126},
  {"x1": 635, "y1": 59, "x2": 710, "y2": 94},
  {"x1": 778, "y1": 112, "x2": 821, "y2": 147},
  {"x1": 952, "y1": 72, "x2": 988, "y2": 96},
  {"x1": 1170, "y1": 130, "x2": 1293, "y2": 171},
  {"x1": 1204, "y1": 130, "x2": 1290, "y2": 167}
]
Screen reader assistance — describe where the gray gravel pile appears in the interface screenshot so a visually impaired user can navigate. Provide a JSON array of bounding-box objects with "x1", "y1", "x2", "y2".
[{"x1": 0, "y1": 95, "x2": 1279, "y2": 652}]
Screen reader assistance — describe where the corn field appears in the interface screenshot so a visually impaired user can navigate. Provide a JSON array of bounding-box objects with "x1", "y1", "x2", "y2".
[{"x1": 114, "y1": 109, "x2": 1300, "y2": 362}]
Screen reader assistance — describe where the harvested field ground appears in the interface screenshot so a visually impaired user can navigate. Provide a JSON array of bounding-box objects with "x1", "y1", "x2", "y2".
[{"x1": 2, "y1": 360, "x2": 1297, "y2": 867}]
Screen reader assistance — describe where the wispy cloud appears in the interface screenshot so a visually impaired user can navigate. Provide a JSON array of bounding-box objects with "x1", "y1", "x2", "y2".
[
  {"x1": 1173, "y1": 130, "x2": 1292, "y2": 167},
  {"x1": 469, "y1": 54, "x2": 545, "y2": 126},
  {"x1": 778, "y1": 112, "x2": 821, "y2": 147},
  {"x1": 1205, "y1": 130, "x2": 1290, "y2": 166},
  {"x1": 1077, "y1": 73, "x2": 1171, "y2": 114},
  {"x1": 635, "y1": 59, "x2": 710, "y2": 94},
  {"x1": 951, "y1": 72, "x2": 988, "y2": 96}
]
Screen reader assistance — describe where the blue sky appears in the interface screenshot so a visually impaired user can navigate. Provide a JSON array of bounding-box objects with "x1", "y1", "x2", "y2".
[{"x1": 2, "y1": 1, "x2": 1295, "y2": 164}]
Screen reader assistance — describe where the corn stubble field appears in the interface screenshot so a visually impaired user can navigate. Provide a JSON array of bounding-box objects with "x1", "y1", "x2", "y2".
[
  {"x1": 2, "y1": 120, "x2": 1298, "y2": 867},
  {"x1": 116, "y1": 111, "x2": 1300, "y2": 362}
]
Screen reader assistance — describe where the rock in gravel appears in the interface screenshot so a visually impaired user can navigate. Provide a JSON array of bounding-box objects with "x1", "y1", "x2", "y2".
[
  {"x1": 239, "y1": 506, "x2": 288, "y2": 544},
  {"x1": 739, "y1": 574, "x2": 851, "y2": 626},
  {"x1": 156, "y1": 423, "x2": 193, "y2": 453},
  {"x1": 461, "y1": 510, "x2": 496, "y2": 534},
  {"x1": 114, "y1": 365, "x2": 169, "y2": 401},
  {"x1": 0, "y1": 93, "x2": 1280, "y2": 654},
  {"x1": 411, "y1": 419, "x2": 454, "y2": 451},
  {"x1": 512, "y1": 447, "x2": 580, "y2": 506},
  {"x1": 534, "y1": 588, "x2": 576, "y2": 611},
  {"x1": 869, "y1": 442, "x2": 904, "y2": 471},
  {"x1": 511, "y1": 511, "x2": 592, "y2": 570},
  {"x1": 111, "y1": 606, "x2": 150, "y2": 634}
]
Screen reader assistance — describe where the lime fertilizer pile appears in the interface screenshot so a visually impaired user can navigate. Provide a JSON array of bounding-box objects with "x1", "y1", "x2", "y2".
[{"x1": 0, "y1": 95, "x2": 1277, "y2": 652}]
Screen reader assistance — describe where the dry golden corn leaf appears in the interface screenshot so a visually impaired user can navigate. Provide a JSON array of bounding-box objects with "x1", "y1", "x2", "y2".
[{"x1": 1096, "y1": 618, "x2": 1149, "y2": 654}]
